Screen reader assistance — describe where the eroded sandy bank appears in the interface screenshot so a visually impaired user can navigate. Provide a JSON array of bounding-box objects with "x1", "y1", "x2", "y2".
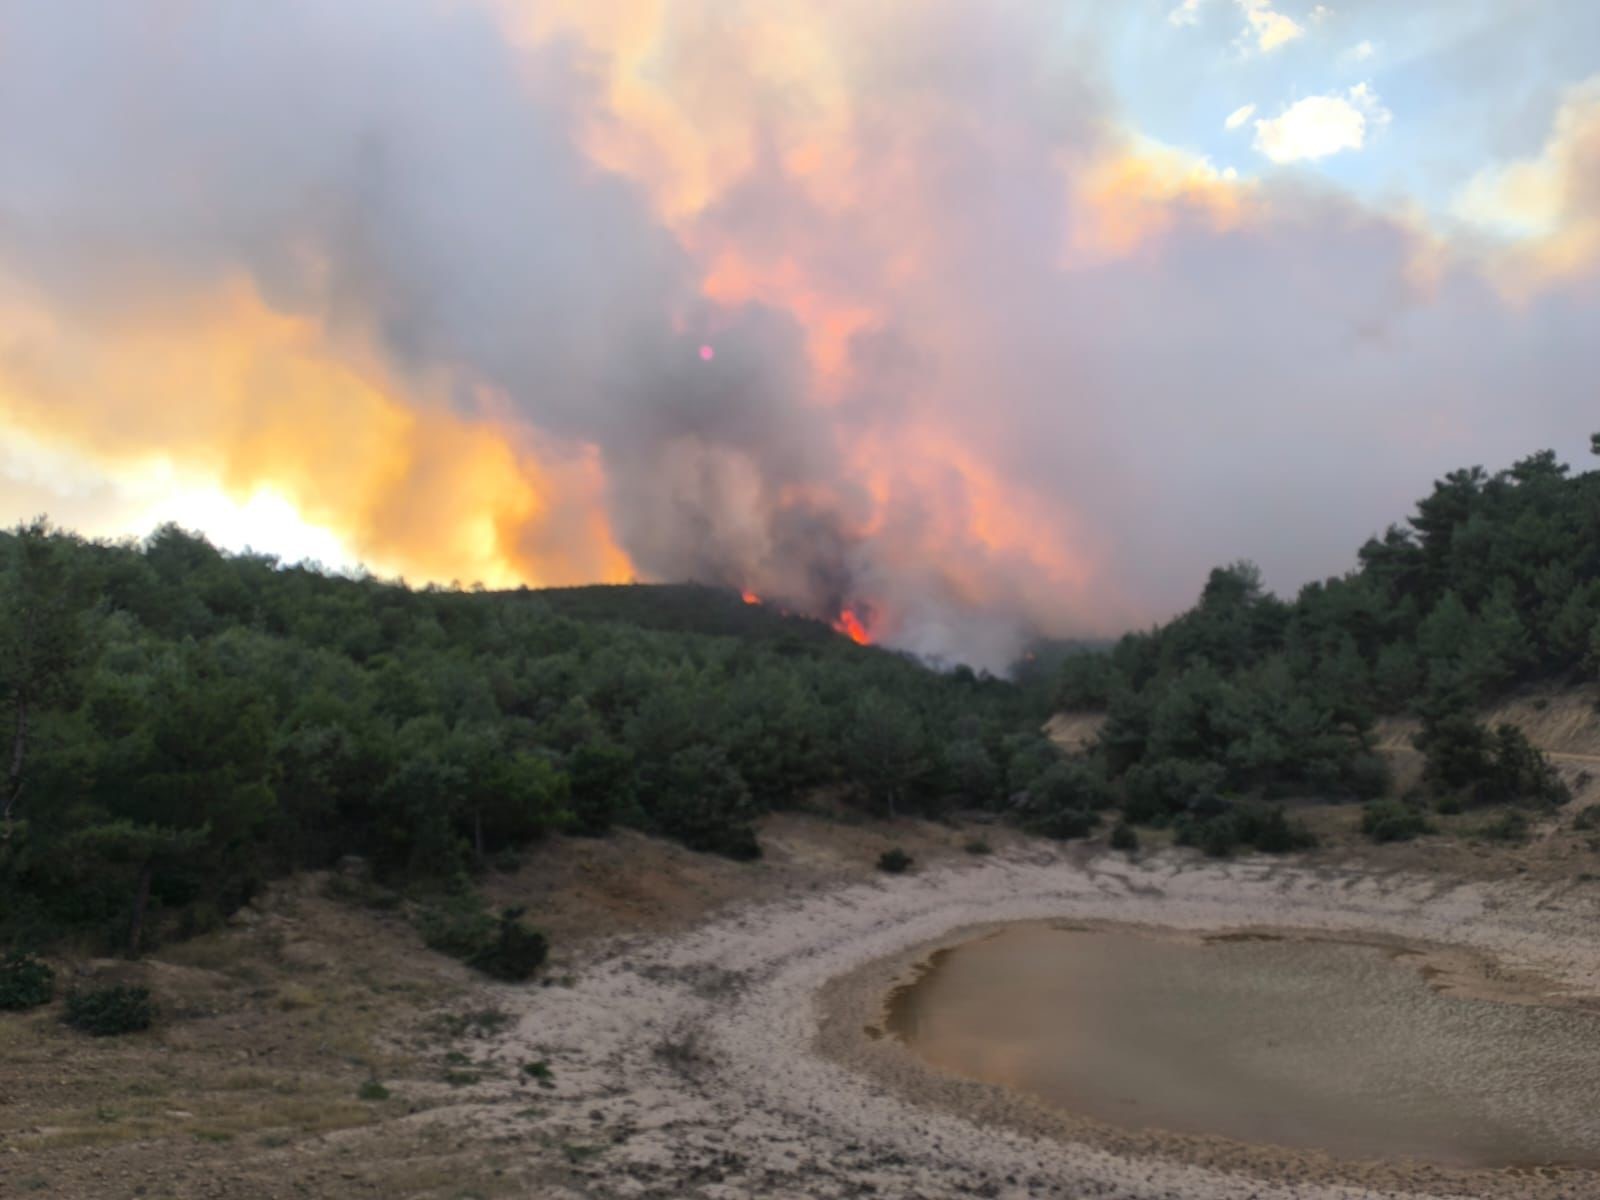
[{"x1": 480, "y1": 844, "x2": 1600, "y2": 1199}]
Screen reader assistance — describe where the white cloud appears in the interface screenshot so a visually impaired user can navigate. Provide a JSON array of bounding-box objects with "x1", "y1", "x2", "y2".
[
  {"x1": 1225, "y1": 103, "x2": 1258, "y2": 131},
  {"x1": 1238, "y1": 0, "x2": 1305, "y2": 52},
  {"x1": 1311, "y1": 5, "x2": 1333, "y2": 22},
  {"x1": 1168, "y1": 0, "x2": 1204, "y2": 27},
  {"x1": 1342, "y1": 39, "x2": 1376, "y2": 64},
  {"x1": 1169, "y1": 0, "x2": 1305, "y2": 52},
  {"x1": 1455, "y1": 80, "x2": 1600, "y2": 240},
  {"x1": 1253, "y1": 84, "x2": 1391, "y2": 163}
]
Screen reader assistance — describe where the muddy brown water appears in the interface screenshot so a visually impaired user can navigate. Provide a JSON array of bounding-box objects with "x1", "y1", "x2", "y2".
[{"x1": 886, "y1": 923, "x2": 1600, "y2": 1168}]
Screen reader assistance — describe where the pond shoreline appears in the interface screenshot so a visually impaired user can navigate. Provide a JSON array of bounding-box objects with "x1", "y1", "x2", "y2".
[
  {"x1": 489, "y1": 841, "x2": 1600, "y2": 1199},
  {"x1": 857, "y1": 918, "x2": 1600, "y2": 1172}
]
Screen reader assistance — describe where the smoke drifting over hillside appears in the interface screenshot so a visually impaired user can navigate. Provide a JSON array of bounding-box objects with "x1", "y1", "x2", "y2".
[{"x1": 1, "y1": 1, "x2": 1597, "y2": 668}]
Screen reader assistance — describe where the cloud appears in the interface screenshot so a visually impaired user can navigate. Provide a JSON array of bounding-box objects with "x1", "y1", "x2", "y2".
[
  {"x1": 1168, "y1": 0, "x2": 1205, "y2": 27},
  {"x1": 1254, "y1": 84, "x2": 1391, "y2": 162},
  {"x1": 1170, "y1": 1, "x2": 1305, "y2": 53},
  {"x1": 1225, "y1": 103, "x2": 1258, "y2": 131},
  {"x1": 1455, "y1": 77, "x2": 1600, "y2": 286},
  {"x1": 1343, "y1": 39, "x2": 1376, "y2": 63},
  {"x1": 1238, "y1": 0, "x2": 1305, "y2": 52}
]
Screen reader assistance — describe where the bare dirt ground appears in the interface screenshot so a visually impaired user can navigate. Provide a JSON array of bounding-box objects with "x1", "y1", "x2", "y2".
[
  {"x1": 5, "y1": 687, "x2": 1599, "y2": 1199},
  {"x1": 6, "y1": 809, "x2": 1600, "y2": 1200}
]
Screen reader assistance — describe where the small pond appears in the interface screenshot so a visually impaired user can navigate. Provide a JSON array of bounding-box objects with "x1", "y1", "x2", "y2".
[{"x1": 886, "y1": 923, "x2": 1600, "y2": 1167}]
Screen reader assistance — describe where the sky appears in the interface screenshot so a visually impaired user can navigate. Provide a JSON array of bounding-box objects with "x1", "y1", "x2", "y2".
[{"x1": 0, "y1": 0, "x2": 1596, "y2": 668}]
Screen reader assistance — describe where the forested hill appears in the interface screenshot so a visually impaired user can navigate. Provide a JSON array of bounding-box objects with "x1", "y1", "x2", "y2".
[
  {"x1": 1054, "y1": 436, "x2": 1600, "y2": 853},
  {"x1": 0, "y1": 528, "x2": 1060, "y2": 953},
  {"x1": 4, "y1": 436, "x2": 1596, "y2": 957}
]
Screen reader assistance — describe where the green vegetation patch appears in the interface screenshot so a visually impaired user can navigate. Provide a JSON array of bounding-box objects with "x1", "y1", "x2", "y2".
[
  {"x1": 0, "y1": 952, "x2": 54, "y2": 1011},
  {"x1": 64, "y1": 985, "x2": 153, "y2": 1036}
]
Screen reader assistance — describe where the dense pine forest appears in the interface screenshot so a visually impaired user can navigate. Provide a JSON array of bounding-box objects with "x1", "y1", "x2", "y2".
[
  {"x1": 2, "y1": 436, "x2": 1596, "y2": 957},
  {"x1": 0, "y1": 527, "x2": 1053, "y2": 955},
  {"x1": 1057, "y1": 437, "x2": 1600, "y2": 851}
]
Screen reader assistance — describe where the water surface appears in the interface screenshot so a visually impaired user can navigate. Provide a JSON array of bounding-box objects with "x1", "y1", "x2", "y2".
[{"x1": 887, "y1": 923, "x2": 1600, "y2": 1167}]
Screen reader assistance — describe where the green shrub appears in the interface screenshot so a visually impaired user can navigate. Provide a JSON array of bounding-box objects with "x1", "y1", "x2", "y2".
[
  {"x1": 418, "y1": 895, "x2": 548, "y2": 982},
  {"x1": 877, "y1": 848, "x2": 913, "y2": 874},
  {"x1": 417, "y1": 893, "x2": 497, "y2": 962},
  {"x1": 357, "y1": 1079, "x2": 390, "y2": 1101},
  {"x1": 1030, "y1": 760, "x2": 1115, "y2": 813},
  {"x1": 1109, "y1": 822, "x2": 1139, "y2": 852},
  {"x1": 0, "y1": 953, "x2": 54, "y2": 1011},
  {"x1": 1230, "y1": 803, "x2": 1316, "y2": 853},
  {"x1": 1478, "y1": 810, "x2": 1531, "y2": 843},
  {"x1": 64, "y1": 985, "x2": 153, "y2": 1036},
  {"x1": 1184, "y1": 804, "x2": 1314, "y2": 858},
  {"x1": 1121, "y1": 758, "x2": 1227, "y2": 826},
  {"x1": 1029, "y1": 806, "x2": 1100, "y2": 841},
  {"x1": 1419, "y1": 716, "x2": 1569, "y2": 809},
  {"x1": 963, "y1": 838, "x2": 992, "y2": 855},
  {"x1": 467, "y1": 908, "x2": 549, "y2": 982},
  {"x1": 1361, "y1": 800, "x2": 1433, "y2": 843},
  {"x1": 1198, "y1": 816, "x2": 1238, "y2": 857}
]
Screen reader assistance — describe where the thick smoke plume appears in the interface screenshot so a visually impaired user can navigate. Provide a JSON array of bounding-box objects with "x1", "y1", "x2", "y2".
[{"x1": 1, "y1": 1, "x2": 1597, "y2": 669}]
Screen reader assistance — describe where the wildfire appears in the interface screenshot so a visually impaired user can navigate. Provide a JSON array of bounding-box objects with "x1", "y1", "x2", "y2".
[
  {"x1": 833, "y1": 607, "x2": 871, "y2": 645},
  {"x1": 741, "y1": 589, "x2": 761, "y2": 605}
]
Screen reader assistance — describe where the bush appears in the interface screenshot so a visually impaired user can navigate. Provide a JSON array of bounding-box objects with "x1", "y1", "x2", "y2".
[
  {"x1": 1121, "y1": 758, "x2": 1227, "y2": 826},
  {"x1": 1419, "y1": 716, "x2": 1569, "y2": 809},
  {"x1": 1184, "y1": 804, "x2": 1315, "y2": 858},
  {"x1": 1478, "y1": 810, "x2": 1530, "y2": 843},
  {"x1": 1030, "y1": 760, "x2": 1115, "y2": 813},
  {"x1": 1481, "y1": 725, "x2": 1570, "y2": 808},
  {"x1": 1109, "y1": 822, "x2": 1139, "y2": 852},
  {"x1": 417, "y1": 892, "x2": 497, "y2": 962},
  {"x1": 1032, "y1": 807, "x2": 1099, "y2": 840},
  {"x1": 467, "y1": 908, "x2": 549, "y2": 982},
  {"x1": 877, "y1": 848, "x2": 913, "y2": 874},
  {"x1": 963, "y1": 838, "x2": 992, "y2": 855},
  {"x1": 418, "y1": 895, "x2": 548, "y2": 981},
  {"x1": 652, "y1": 745, "x2": 762, "y2": 860},
  {"x1": 0, "y1": 953, "x2": 54, "y2": 1011},
  {"x1": 64, "y1": 985, "x2": 153, "y2": 1036},
  {"x1": 1361, "y1": 800, "x2": 1433, "y2": 843},
  {"x1": 357, "y1": 1079, "x2": 390, "y2": 1101},
  {"x1": 1231, "y1": 803, "x2": 1316, "y2": 853},
  {"x1": 1198, "y1": 816, "x2": 1238, "y2": 858}
]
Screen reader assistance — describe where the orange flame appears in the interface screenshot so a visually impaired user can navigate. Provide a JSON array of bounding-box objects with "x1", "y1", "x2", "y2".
[
  {"x1": 833, "y1": 607, "x2": 871, "y2": 645},
  {"x1": 741, "y1": 589, "x2": 761, "y2": 605}
]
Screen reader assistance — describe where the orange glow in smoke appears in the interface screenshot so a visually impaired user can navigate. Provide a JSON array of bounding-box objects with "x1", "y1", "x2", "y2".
[{"x1": 741, "y1": 589, "x2": 761, "y2": 605}]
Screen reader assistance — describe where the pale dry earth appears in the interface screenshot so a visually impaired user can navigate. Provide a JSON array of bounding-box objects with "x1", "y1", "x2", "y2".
[{"x1": 474, "y1": 841, "x2": 1600, "y2": 1200}]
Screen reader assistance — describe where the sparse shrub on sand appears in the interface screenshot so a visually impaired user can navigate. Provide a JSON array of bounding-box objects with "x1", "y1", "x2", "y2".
[
  {"x1": 877, "y1": 847, "x2": 914, "y2": 874},
  {"x1": 1362, "y1": 800, "x2": 1433, "y2": 843}
]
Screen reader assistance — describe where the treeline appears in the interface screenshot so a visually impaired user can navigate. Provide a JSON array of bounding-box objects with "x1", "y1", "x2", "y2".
[
  {"x1": 1055, "y1": 437, "x2": 1600, "y2": 848},
  {"x1": 0, "y1": 527, "x2": 1063, "y2": 953}
]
